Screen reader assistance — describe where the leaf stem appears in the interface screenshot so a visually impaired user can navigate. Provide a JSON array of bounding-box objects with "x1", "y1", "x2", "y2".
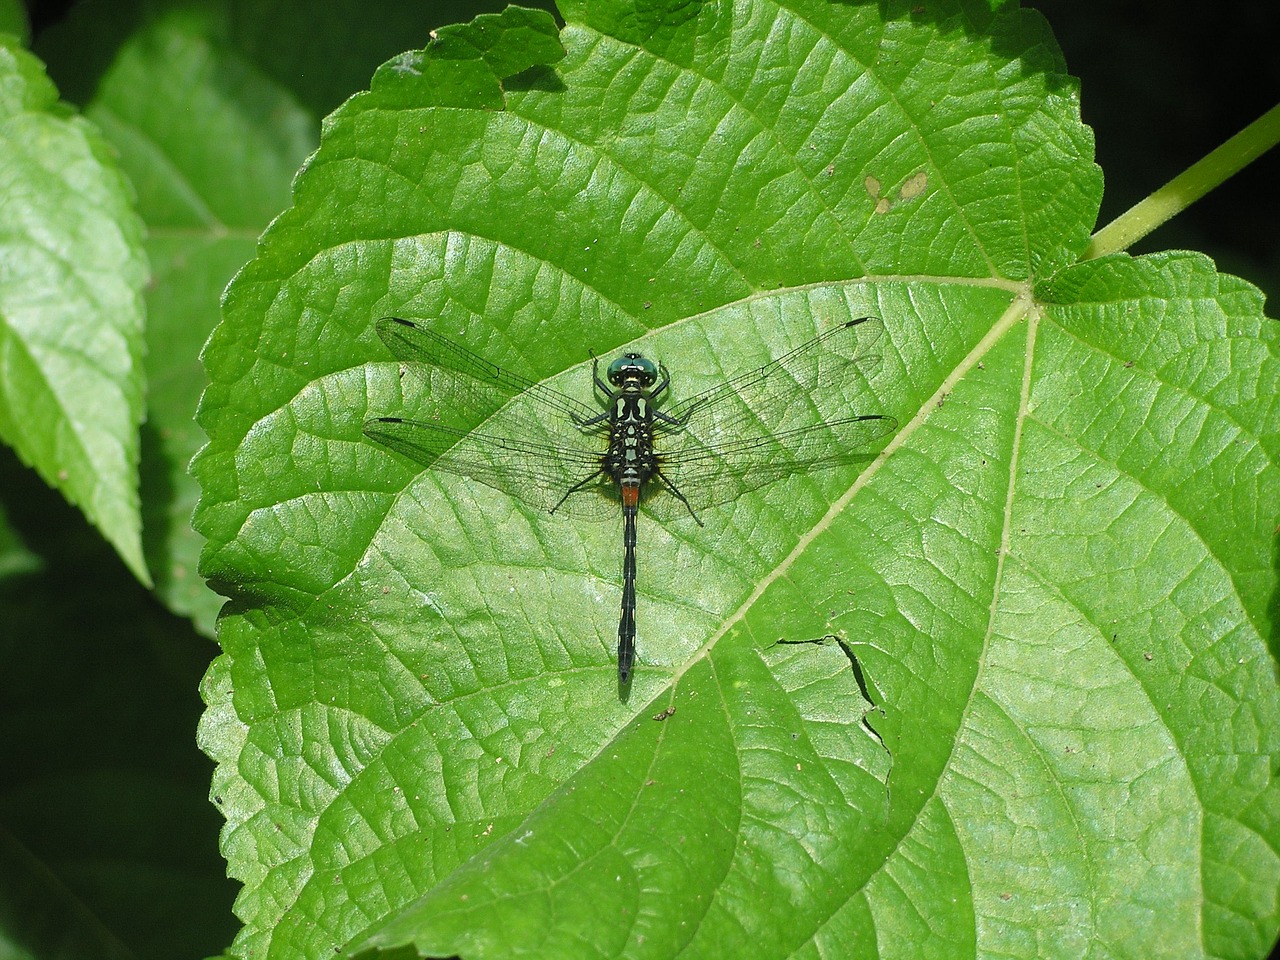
[{"x1": 1086, "y1": 101, "x2": 1280, "y2": 259}]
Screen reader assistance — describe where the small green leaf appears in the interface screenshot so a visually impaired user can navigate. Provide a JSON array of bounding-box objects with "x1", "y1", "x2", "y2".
[
  {"x1": 36, "y1": 1, "x2": 318, "y2": 630},
  {"x1": 0, "y1": 498, "x2": 38, "y2": 577},
  {"x1": 193, "y1": 1, "x2": 1280, "y2": 958},
  {"x1": 0, "y1": 2, "x2": 27, "y2": 43},
  {"x1": 369, "y1": 4, "x2": 565, "y2": 109},
  {"x1": 0, "y1": 37, "x2": 149, "y2": 582}
]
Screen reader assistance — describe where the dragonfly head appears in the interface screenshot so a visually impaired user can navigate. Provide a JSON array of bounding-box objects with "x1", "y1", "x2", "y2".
[{"x1": 607, "y1": 352, "x2": 658, "y2": 389}]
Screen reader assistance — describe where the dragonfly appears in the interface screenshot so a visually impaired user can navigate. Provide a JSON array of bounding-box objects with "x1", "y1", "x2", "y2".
[{"x1": 364, "y1": 316, "x2": 895, "y2": 684}]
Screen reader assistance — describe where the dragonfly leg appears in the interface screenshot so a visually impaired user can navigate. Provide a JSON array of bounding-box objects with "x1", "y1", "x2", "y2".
[
  {"x1": 653, "y1": 469, "x2": 704, "y2": 526},
  {"x1": 649, "y1": 363, "x2": 671, "y2": 404},
  {"x1": 590, "y1": 352, "x2": 612, "y2": 397},
  {"x1": 650, "y1": 405, "x2": 687, "y2": 430},
  {"x1": 549, "y1": 468, "x2": 606, "y2": 514}
]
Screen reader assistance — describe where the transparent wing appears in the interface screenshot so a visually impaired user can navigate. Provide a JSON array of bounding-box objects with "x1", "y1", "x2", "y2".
[
  {"x1": 663, "y1": 316, "x2": 885, "y2": 440},
  {"x1": 364, "y1": 417, "x2": 619, "y2": 519},
  {"x1": 365, "y1": 315, "x2": 894, "y2": 523},
  {"x1": 365, "y1": 319, "x2": 620, "y2": 519},
  {"x1": 645, "y1": 414, "x2": 896, "y2": 518},
  {"x1": 644, "y1": 317, "x2": 893, "y2": 517},
  {"x1": 374, "y1": 317, "x2": 601, "y2": 425}
]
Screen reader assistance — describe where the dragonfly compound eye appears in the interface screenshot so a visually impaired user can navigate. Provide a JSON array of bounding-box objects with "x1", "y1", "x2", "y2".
[{"x1": 607, "y1": 353, "x2": 658, "y2": 387}]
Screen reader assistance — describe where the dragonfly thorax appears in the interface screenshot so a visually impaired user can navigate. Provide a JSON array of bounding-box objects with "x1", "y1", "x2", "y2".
[{"x1": 606, "y1": 393, "x2": 659, "y2": 486}]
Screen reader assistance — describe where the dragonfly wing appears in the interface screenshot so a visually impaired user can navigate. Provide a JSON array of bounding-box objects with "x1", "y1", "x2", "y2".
[
  {"x1": 648, "y1": 413, "x2": 896, "y2": 516},
  {"x1": 376, "y1": 318, "x2": 600, "y2": 424},
  {"x1": 368, "y1": 319, "x2": 622, "y2": 518},
  {"x1": 364, "y1": 417, "x2": 618, "y2": 520},
  {"x1": 663, "y1": 316, "x2": 886, "y2": 442}
]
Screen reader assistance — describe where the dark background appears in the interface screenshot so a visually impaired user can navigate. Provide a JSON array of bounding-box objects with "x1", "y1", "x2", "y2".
[
  {"x1": 1031, "y1": 0, "x2": 1279, "y2": 307},
  {"x1": 8, "y1": 0, "x2": 1278, "y2": 958}
]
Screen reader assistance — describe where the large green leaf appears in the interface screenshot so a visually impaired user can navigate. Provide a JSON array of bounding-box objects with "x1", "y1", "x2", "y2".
[
  {"x1": 34, "y1": 0, "x2": 317, "y2": 631},
  {"x1": 193, "y1": 2, "x2": 1280, "y2": 957},
  {"x1": 0, "y1": 37, "x2": 149, "y2": 582}
]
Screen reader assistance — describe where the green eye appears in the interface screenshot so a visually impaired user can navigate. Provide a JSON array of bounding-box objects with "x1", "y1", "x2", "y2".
[{"x1": 607, "y1": 353, "x2": 658, "y2": 386}]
